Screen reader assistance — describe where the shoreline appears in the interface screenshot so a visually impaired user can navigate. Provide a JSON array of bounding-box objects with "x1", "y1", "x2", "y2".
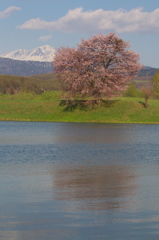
[{"x1": 0, "y1": 118, "x2": 159, "y2": 125}]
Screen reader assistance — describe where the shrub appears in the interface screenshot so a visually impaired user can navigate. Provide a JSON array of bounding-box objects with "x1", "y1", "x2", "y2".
[{"x1": 123, "y1": 83, "x2": 142, "y2": 97}]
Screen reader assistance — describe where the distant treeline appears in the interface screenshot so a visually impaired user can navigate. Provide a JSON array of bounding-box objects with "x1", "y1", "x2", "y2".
[
  {"x1": 0, "y1": 68, "x2": 157, "y2": 96},
  {"x1": 0, "y1": 73, "x2": 61, "y2": 94}
]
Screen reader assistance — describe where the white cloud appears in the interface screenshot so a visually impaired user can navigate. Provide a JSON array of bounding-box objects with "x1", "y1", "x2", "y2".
[
  {"x1": 17, "y1": 7, "x2": 159, "y2": 34},
  {"x1": 0, "y1": 6, "x2": 21, "y2": 19},
  {"x1": 39, "y1": 34, "x2": 52, "y2": 41}
]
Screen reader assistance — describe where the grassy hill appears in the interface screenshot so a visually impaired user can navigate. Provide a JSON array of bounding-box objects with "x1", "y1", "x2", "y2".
[
  {"x1": 0, "y1": 94, "x2": 159, "y2": 123},
  {"x1": 0, "y1": 66, "x2": 158, "y2": 124}
]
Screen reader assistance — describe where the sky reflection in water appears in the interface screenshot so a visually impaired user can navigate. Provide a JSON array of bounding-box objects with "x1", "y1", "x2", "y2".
[{"x1": 1, "y1": 121, "x2": 159, "y2": 240}]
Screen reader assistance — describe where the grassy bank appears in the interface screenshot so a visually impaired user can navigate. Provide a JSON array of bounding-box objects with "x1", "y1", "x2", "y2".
[{"x1": 0, "y1": 92, "x2": 159, "y2": 123}]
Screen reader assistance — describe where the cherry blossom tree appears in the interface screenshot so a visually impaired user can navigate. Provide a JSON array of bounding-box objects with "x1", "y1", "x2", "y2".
[{"x1": 53, "y1": 33, "x2": 142, "y2": 101}]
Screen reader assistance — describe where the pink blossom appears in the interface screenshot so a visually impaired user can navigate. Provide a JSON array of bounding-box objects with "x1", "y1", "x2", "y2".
[{"x1": 53, "y1": 33, "x2": 142, "y2": 99}]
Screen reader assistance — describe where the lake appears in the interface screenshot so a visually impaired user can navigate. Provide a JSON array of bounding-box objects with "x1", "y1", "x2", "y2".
[{"x1": 0, "y1": 121, "x2": 159, "y2": 240}]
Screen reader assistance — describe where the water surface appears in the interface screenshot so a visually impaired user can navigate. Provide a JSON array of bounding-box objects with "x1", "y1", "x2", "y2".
[{"x1": 0, "y1": 121, "x2": 159, "y2": 240}]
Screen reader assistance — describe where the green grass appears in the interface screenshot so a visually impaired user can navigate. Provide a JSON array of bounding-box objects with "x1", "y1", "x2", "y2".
[{"x1": 0, "y1": 92, "x2": 159, "y2": 123}]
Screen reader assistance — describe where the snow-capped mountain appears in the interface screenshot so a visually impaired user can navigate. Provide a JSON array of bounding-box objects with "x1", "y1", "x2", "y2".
[{"x1": 0, "y1": 45, "x2": 56, "y2": 62}]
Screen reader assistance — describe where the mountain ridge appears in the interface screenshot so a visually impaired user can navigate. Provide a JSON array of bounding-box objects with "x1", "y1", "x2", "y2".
[
  {"x1": 0, "y1": 45, "x2": 56, "y2": 62},
  {"x1": 0, "y1": 57, "x2": 54, "y2": 76},
  {"x1": 0, "y1": 55, "x2": 157, "y2": 77}
]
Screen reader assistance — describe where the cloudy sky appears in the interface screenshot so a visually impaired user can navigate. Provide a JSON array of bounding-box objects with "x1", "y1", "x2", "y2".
[{"x1": 1, "y1": 0, "x2": 159, "y2": 67}]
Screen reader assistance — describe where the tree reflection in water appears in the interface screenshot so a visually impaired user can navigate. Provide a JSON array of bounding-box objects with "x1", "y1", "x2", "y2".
[{"x1": 53, "y1": 164, "x2": 137, "y2": 211}]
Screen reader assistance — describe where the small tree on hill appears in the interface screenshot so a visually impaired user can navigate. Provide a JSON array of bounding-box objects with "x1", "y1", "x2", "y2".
[
  {"x1": 53, "y1": 33, "x2": 142, "y2": 102},
  {"x1": 141, "y1": 87, "x2": 152, "y2": 108},
  {"x1": 152, "y1": 69, "x2": 159, "y2": 99}
]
